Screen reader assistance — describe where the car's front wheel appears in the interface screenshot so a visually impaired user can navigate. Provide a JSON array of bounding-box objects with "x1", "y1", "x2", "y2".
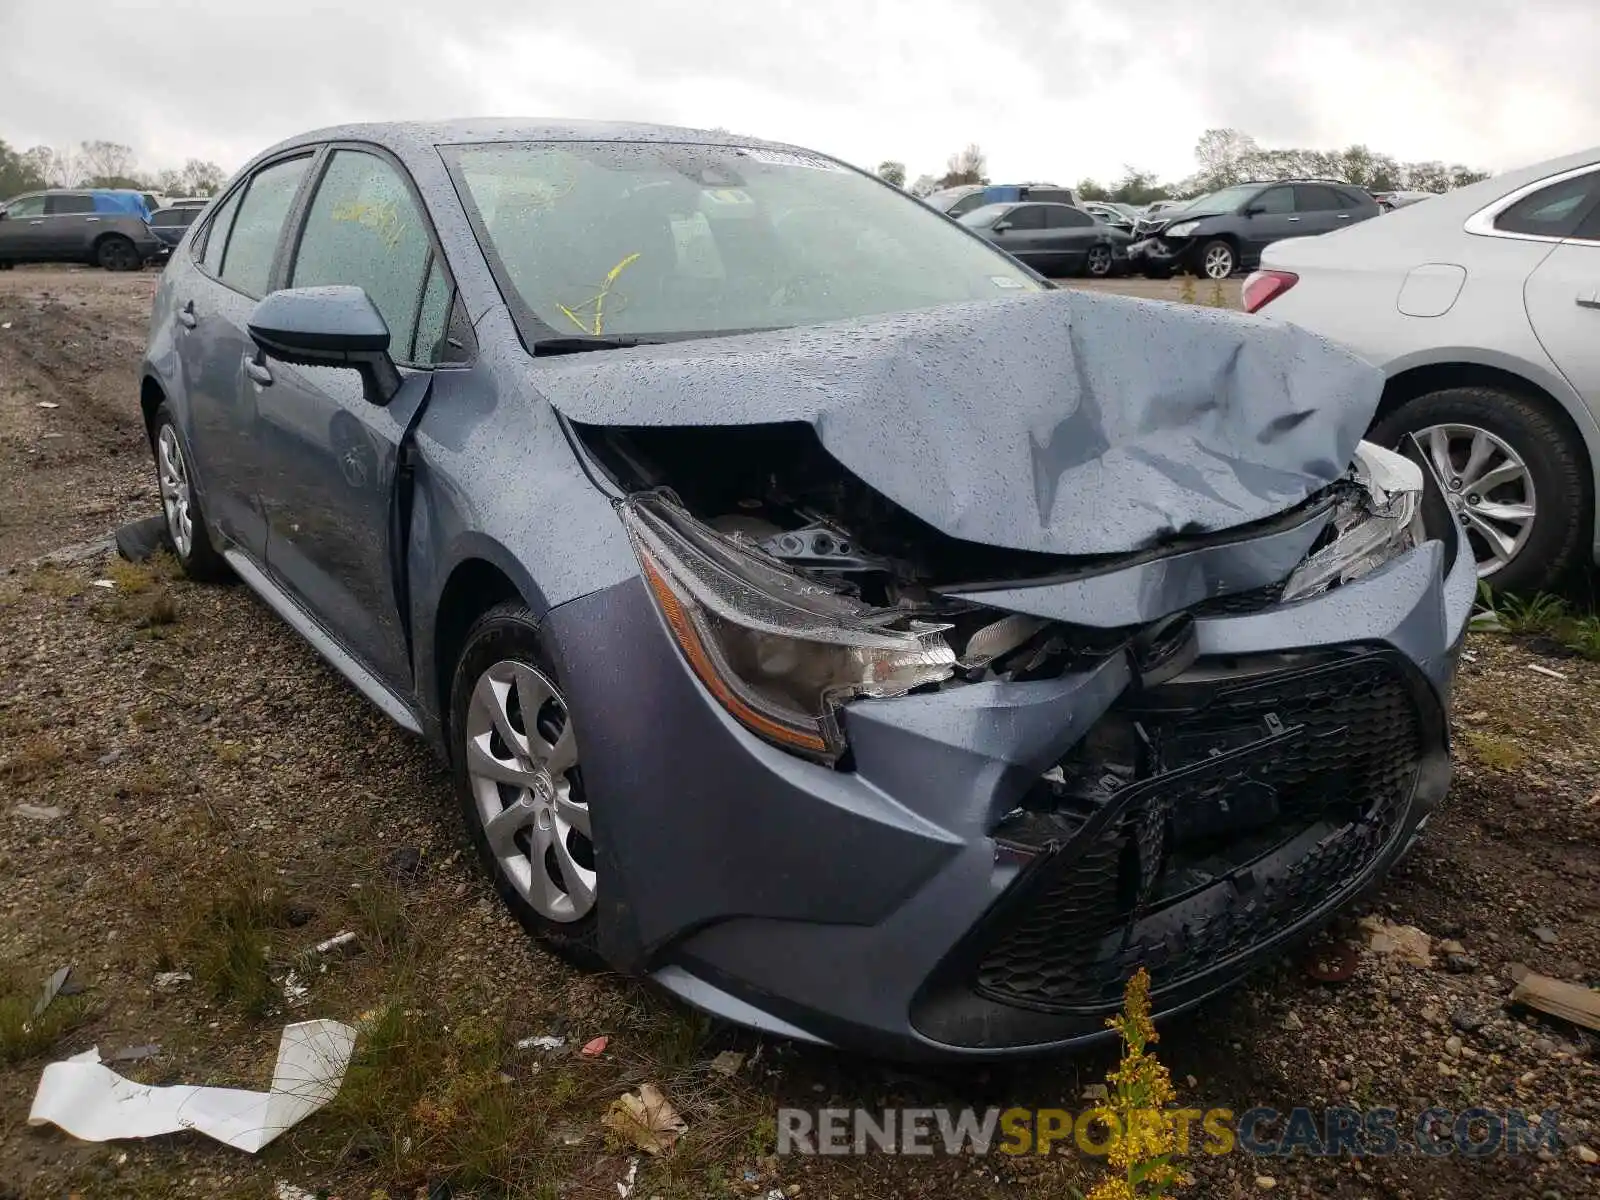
[
  {"x1": 1370, "y1": 385, "x2": 1589, "y2": 593},
  {"x1": 450, "y1": 603, "x2": 601, "y2": 966},
  {"x1": 1085, "y1": 244, "x2": 1114, "y2": 277},
  {"x1": 1197, "y1": 239, "x2": 1235, "y2": 280},
  {"x1": 151, "y1": 404, "x2": 229, "y2": 581}
]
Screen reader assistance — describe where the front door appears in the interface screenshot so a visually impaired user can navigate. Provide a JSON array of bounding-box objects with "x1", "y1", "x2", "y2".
[
  {"x1": 176, "y1": 154, "x2": 316, "y2": 558},
  {"x1": 1239, "y1": 185, "x2": 1298, "y2": 256},
  {"x1": 254, "y1": 146, "x2": 461, "y2": 693},
  {"x1": 0, "y1": 194, "x2": 49, "y2": 261},
  {"x1": 41, "y1": 193, "x2": 96, "y2": 257}
]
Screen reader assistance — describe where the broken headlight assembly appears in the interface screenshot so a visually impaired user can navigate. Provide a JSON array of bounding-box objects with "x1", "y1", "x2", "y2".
[
  {"x1": 1280, "y1": 441, "x2": 1426, "y2": 602},
  {"x1": 621, "y1": 493, "x2": 955, "y2": 762}
]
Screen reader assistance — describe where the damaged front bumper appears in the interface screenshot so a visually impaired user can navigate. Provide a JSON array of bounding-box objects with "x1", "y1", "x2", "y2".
[
  {"x1": 542, "y1": 454, "x2": 1475, "y2": 1060},
  {"x1": 1129, "y1": 235, "x2": 1196, "y2": 274}
]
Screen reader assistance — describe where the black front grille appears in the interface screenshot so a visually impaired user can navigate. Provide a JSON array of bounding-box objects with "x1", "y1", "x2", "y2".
[
  {"x1": 972, "y1": 652, "x2": 1425, "y2": 1014},
  {"x1": 1189, "y1": 579, "x2": 1287, "y2": 617}
]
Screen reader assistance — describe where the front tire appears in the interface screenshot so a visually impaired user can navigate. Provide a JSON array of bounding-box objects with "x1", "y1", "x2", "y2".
[
  {"x1": 151, "y1": 405, "x2": 229, "y2": 581},
  {"x1": 450, "y1": 603, "x2": 601, "y2": 967},
  {"x1": 1085, "y1": 244, "x2": 1114, "y2": 278},
  {"x1": 1196, "y1": 239, "x2": 1235, "y2": 280},
  {"x1": 1369, "y1": 386, "x2": 1589, "y2": 593}
]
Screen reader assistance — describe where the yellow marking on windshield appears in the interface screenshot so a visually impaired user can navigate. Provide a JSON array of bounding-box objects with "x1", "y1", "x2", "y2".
[{"x1": 557, "y1": 252, "x2": 642, "y2": 336}]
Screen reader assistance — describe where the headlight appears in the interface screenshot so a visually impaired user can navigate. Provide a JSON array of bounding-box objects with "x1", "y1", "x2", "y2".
[
  {"x1": 621, "y1": 493, "x2": 955, "y2": 763},
  {"x1": 1280, "y1": 441, "x2": 1425, "y2": 602},
  {"x1": 1165, "y1": 221, "x2": 1199, "y2": 237}
]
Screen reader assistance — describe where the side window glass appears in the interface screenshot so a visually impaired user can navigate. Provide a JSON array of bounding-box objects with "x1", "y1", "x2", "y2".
[
  {"x1": 47, "y1": 194, "x2": 95, "y2": 215},
  {"x1": 1255, "y1": 188, "x2": 1294, "y2": 215},
  {"x1": 1496, "y1": 172, "x2": 1600, "y2": 239},
  {"x1": 1293, "y1": 185, "x2": 1340, "y2": 212},
  {"x1": 291, "y1": 150, "x2": 439, "y2": 363},
  {"x1": 6, "y1": 195, "x2": 47, "y2": 218},
  {"x1": 412, "y1": 255, "x2": 453, "y2": 364},
  {"x1": 219, "y1": 156, "x2": 312, "y2": 298},
  {"x1": 1007, "y1": 206, "x2": 1046, "y2": 230},
  {"x1": 1571, "y1": 197, "x2": 1600, "y2": 243},
  {"x1": 947, "y1": 193, "x2": 987, "y2": 217},
  {"x1": 200, "y1": 188, "x2": 243, "y2": 275}
]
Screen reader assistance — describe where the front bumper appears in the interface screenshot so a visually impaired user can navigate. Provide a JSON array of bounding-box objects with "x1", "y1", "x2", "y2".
[
  {"x1": 1129, "y1": 235, "x2": 1195, "y2": 273},
  {"x1": 543, "y1": 477, "x2": 1476, "y2": 1061}
]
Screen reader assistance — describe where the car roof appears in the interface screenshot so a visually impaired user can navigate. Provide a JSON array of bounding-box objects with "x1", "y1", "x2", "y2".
[{"x1": 258, "y1": 118, "x2": 809, "y2": 160}]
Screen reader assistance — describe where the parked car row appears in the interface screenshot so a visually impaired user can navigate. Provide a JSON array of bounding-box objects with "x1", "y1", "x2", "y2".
[{"x1": 0, "y1": 187, "x2": 209, "y2": 271}]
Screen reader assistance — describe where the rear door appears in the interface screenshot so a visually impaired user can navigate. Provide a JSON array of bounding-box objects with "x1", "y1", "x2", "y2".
[
  {"x1": 1522, "y1": 169, "x2": 1600, "y2": 422},
  {"x1": 42, "y1": 193, "x2": 97, "y2": 257},
  {"x1": 0, "y1": 194, "x2": 48, "y2": 261},
  {"x1": 176, "y1": 153, "x2": 316, "y2": 558},
  {"x1": 1041, "y1": 203, "x2": 1097, "y2": 272},
  {"x1": 1290, "y1": 185, "x2": 1348, "y2": 237},
  {"x1": 255, "y1": 145, "x2": 466, "y2": 692}
]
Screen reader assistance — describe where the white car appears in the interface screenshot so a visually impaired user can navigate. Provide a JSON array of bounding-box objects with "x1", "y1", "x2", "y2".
[{"x1": 1247, "y1": 148, "x2": 1600, "y2": 592}]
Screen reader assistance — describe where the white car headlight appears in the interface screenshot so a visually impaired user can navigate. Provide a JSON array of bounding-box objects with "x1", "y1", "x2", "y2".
[
  {"x1": 1281, "y1": 441, "x2": 1425, "y2": 602},
  {"x1": 622, "y1": 493, "x2": 955, "y2": 763},
  {"x1": 1165, "y1": 221, "x2": 1199, "y2": 237}
]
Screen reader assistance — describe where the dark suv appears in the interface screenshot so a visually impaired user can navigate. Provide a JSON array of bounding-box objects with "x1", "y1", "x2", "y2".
[
  {"x1": 0, "y1": 189, "x2": 164, "y2": 271},
  {"x1": 1129, "y1": 180, "x2": 1380, "y2": 280}
]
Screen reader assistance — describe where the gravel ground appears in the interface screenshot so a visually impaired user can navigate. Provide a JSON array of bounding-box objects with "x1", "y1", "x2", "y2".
[{"x1": 0, "y1": 266, "x2": 1595, "y2": 1199}]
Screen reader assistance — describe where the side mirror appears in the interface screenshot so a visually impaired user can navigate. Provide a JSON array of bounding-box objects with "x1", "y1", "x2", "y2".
[
  {"x1": 992, "y1": 221, "x2": 1012, "y2": 233},
  {"x1": 1243, "y1": 204, "x2": 1266, "y2": 216},
  {"x1": 247, "y1": 286, "x2": 401, "y2": 406}
]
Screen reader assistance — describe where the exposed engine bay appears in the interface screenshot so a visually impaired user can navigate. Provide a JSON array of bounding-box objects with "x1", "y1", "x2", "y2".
[{"x1": 574, "y1": 420, "x2": 1422, "y2": 717}]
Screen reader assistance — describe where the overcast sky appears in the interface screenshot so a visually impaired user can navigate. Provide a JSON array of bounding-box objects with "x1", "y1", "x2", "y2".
[{"x1": 4, "y1": 0, "x2": 1596, "y2": 186}]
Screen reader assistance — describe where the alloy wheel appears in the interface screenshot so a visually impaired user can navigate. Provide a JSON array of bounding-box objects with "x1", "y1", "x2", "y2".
[
  {"x1": 1419, "y1": 422, "x2": 1536, "y2": 578},
  {"x1": 1202, "y1": 244, "x2": 1234, "y2": 279},
  {"x1": 463, "y1": 661, "x2": 594, "y2": 922},
  {"x1": 1087, "y1": 245, "x2": 1113, "y2": 277},
  {"x1": 156, "y1": 425, "x2": 194, "y2": 558}
]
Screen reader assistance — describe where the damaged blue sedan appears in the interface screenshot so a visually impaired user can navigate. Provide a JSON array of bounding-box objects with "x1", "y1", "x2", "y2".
[{"x1": 139, "y1": 121, "x2": 1476, "y2": 1059}]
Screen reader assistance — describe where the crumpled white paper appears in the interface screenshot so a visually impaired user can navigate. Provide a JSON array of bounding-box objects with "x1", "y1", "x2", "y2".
[{"x1": 28, "y1": 1019, "x2": 357, "y2": 1152}]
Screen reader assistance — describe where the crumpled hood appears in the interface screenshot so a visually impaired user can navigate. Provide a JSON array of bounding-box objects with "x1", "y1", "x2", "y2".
[{"x1": 535, "y1": 289, "x2": 1380, "y2": 557}]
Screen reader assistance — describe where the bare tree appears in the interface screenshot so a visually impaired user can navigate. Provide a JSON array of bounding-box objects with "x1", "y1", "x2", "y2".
[
  {"x1": 1191, "y1": 128, "x2": 1259, "y2": 189},
  {"x1": 875, "y1": 160, "x2": 906, "y2": 188},
  {"x1": 939, "y1": 143, "x2": 987, "y2": 188},
  {"x1": 77, "y1": 140, "x2": 138, "y2": 185},
  {"x1": 179, "y1": 159, "x2": 226, "y2": 195},
  {"x1": 22, "y1": 145, "x2": 79, "y2": 187},
  {"x1": 909, "y1": 173, "x2": 940, "y2": 198}
]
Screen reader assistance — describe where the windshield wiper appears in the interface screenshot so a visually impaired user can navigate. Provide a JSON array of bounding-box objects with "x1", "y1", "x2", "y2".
[{"x1": 531, "y1": 334, "x2": 663, "y2": 356}]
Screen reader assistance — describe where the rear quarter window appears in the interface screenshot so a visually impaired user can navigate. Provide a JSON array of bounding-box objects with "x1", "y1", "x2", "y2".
[{"x1": 1495, "y1": 171, "x2": 1600, "y2": 239}]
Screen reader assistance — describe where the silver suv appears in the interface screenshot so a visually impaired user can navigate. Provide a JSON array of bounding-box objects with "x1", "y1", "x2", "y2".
[{"x1": 0, "y1": 188, "x2": 163, "y2": 271}]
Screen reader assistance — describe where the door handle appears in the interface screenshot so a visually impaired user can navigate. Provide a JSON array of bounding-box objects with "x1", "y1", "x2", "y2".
[
  {"x1": 28, "y1": 220, "x2": 43, "y2": 225},
  {"x1": 1336, "y1": 214, "x2": 1350, "y2": 220},
  {"x1": 243, "y1": 355, "x2": 274, "y2": 386},
  {"x1": 1578, "y1": 291, "x2": 1600, "y2": 310},
  {"x1": 1286, "y1": 216, "x2": 1301, "y2": 222},
  {"x1": 85, "y1": 217, "x2": 100, "y2": 223},
  {"x1": 177, "y1": 300, "x2": 197, "y2": 329}
]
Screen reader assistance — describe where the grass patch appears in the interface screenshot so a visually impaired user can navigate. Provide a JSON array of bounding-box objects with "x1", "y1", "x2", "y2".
[
  {"x1": 313, "y1": 991, "x2": 558, "y2": 1193},
  {"x1": 26, "y1": 564, "x2": 83, "y2": 599},
  {"x1": 0, "y1": 732, "x2": 67, "y2": 783},
  {"x1": 0, "y1": 970, "x2": 93, "y2": 1066},
  {"x1": 1470, "y1": 584, "x2": 1600, "y2": 661},
  {"x1": 106, "y1": 557, "x2": 156, "y2": 594},
  {"x1": 1462, "y1": 729, "x2": 1527, "y2": 772},
  {"x1": 179, "y1": 857, "x2": 295, "y2": 1017}
]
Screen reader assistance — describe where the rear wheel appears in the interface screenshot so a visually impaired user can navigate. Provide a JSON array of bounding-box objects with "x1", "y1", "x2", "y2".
[
  {"x1": 151, "y1": 405, "x2": 229, "y2": 581},
  {"x1": 1370, "y1": 386, "x2": 1588, "y2": 593},
  {"x1": 450, "y1": 603, "x2": 601, "y2": 967},
  {"x1": 96, "y1": 235, "x2": 140, "y2": 272}
]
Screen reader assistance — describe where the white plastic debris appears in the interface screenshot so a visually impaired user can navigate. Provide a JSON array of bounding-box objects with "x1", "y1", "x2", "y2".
[
  {"x1": 1526, "y1": 664, "x2": 1567, "y2": 681},
  {"x1": 15, "y1": 804, "x2": 66, "y2": 821},
  {"x1": 516, "y1": 1034, "x2": 566, "y2": 1052},
  {"x1": 92, "y1": 579, "x2": 116, "y2": 589},
  {"x1": 616, "y1": 1157, "x2": 640, "y2": 1198},
  {"x1": 153, "y1": 971, "x2": 192, "y2": 991},
  {"x1": 37, "y1": 401, "x2": 59, "y2": 409},
  {"x1": 28, "y1": 1019, "x2": 356, "y2": 1153},
  {"x1": 1, "y1": 322, "x2": 11, "y2": 330},
  {"x1": 275, "y1": 1182, "x2": 317, "y2": 1200},
  {"x1": 314, "y1": 931, "x2": 358, "y2": 954}
]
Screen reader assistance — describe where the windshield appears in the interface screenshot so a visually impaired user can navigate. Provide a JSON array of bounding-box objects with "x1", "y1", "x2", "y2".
[
  {"x1": 445, "y1": 141, "x2": 1040, "y2": 340},
  {"x1": 1173, "y1": 185, "x2": 1261, "y2": 214}
]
